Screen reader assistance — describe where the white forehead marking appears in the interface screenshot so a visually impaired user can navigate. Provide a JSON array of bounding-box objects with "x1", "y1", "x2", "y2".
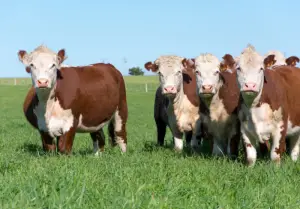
[
  {"x1": 27, "y1": 45, "x2": 56, "y2": 62},
  {"x1": 154, "y1": 55, "x2": 184, "y2": 73},
  {"x1": 24, "y1": 45, "x2": 67, "y2": 68},
  {"x1": 264, "y1": 50, "x2": 286, "y2": 66},
  {"x1": 238, "y1": 44, "x2": 263, "y2": 70},
  {"x1": 194, "y1": 53, "x2": 220, "y2": 71}
]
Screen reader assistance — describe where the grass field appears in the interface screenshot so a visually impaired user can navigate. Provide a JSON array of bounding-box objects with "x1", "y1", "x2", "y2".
[{"x1": 1, "y1": 78, "x2": 300, "y2": 209}]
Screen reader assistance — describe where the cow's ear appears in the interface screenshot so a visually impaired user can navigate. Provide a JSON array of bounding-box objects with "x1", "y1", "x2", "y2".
[
  {"x1": 182, "y1": 58, "x2": 195, "y2": 72},
  {"x1": 144, "y1": 61, "x2": 158, "y2": 72},
  {"x1": 57, "y1": 49, "x2": 67, "y2": 64},
  {"x1": 286, "y1": 56, "x2": 300, "y2": 67},
  {"x1": 264, "y1": 54, "x2": 276, "y2": 69},
  {"x1": 18, "y1": 50, "x2": 29, "y2": 66}
]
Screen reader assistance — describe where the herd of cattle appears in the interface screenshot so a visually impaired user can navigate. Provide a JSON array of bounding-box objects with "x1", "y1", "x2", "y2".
[{"x1": 16, "y1": 44, "x2": 300, "y2": 167}]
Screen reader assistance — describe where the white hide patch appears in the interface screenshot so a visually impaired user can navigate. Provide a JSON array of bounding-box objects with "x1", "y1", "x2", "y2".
[
  {"x1": 34, "y1": 89, "x2": 74, "y2": 137},
  {"x1": 201, "y1": 94, "x2": 238, "y2": 155},
  {"x1": 174, "y1": 137, "x2": 183, "y2": 151},
  {"x1": 168, "y1": 94, "x2": 199, "y2": 133},
  {"x1": 114, "y1": 110, "x2": 123, "y2": 132},
  {"x1": 77, "y1": 114, "x2": 111, "y2": 133},
  {"x1": 287, "y1": 120, "x2": 300, "y2": 136}
]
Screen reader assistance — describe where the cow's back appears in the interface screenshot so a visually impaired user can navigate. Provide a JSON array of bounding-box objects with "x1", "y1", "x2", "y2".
[{"x1": 55, "y1": 64, "x2": 122, "y2": 113}]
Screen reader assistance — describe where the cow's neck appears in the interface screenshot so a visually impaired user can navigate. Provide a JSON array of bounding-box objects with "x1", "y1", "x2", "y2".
[
  {"x1": 207, "y1": 80, "x2": 223, "y2": 109},
  {"x1": 251, "y1": 75, "x2": 265, "y2": 108},
  {"x1": 36, "y1": 85, "x2": 56, "y2": 108},
  {"x1": 170, "y1": 84, "x2": 184, "y2": 110}
]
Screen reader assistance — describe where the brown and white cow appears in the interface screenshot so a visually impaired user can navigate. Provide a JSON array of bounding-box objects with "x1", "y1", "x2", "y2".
[
  {"x1": 145, "y1": 55, "x2": 201, "y2": 151},
  {"x1": 183, "y1": 53, "x2": 241, "y2": 159},
  {"x1": 19, "y1": 45, "x2": 128, "y2": 155},
  {"x1": 235, "y1": 44, "x2": 300, "y2": 166}
]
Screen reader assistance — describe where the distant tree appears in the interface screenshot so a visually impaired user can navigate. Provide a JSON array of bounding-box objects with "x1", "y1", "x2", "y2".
[{"x1": 128, "y1": 67, "x2": 144, "y2": 76}]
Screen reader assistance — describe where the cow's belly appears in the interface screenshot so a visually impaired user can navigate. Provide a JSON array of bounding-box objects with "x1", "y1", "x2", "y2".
[{"x1": 77, "y1": 114, "x2": 112, "y2": 133}]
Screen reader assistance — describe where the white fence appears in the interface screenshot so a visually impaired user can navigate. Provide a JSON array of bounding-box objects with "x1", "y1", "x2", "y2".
[{"x1": 0, "y1": 78, "x2": 159, "y2": 93}]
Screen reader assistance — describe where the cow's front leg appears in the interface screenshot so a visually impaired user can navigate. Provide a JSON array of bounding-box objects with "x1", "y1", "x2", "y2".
[
  {"x1": 270, "y1": 122, "x2": 286, "y2": 165},
  {"x1": 191, "y1": 119, "x2": 202, "y2": 151},
  {"x1": 289, "y1": 134, "x2": 300, "y2": 161},
  {"x1": 172, "y1": 127, "x2": 184, "y2": 152},
  {"x1": 241, "y1": 126, "x2": 257, "y2": 167},
  {"x1": 212, "y1": 138, "x2": 226, "y2": 157},
  {"x1": 58, "y1": 126, "x2": 77, "y2": 155},
  {"x1": 39, "y1": 131, "x2": 56, "y2": 152}
]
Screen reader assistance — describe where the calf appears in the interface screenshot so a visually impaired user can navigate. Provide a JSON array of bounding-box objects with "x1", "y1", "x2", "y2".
[
  {"x1": 145, "y1": 55, "x2": 201, "y2": 151},
  {"x1": 235, "y1": 44, "x2": 300, "y2": 166},
  {"x1": 19, "y1": 45, "x2": 128, "y2": 155},
  {"x1": 184, "y1": 53, "x2": 240, "y2": 159}
]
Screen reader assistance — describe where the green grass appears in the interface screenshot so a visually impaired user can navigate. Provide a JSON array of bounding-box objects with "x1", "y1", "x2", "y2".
[
  {"x1": 1, "y1": 81, "x2": 300, "y2": 209},
  {"x1": 0, "y1": 75, "x2": 159, "y2": 85}
]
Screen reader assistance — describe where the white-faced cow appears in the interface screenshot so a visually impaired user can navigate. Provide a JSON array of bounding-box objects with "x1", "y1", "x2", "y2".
[
  {"x1": 235, "y1": 44, "x2": 300, "y2": 166},
  {"x1": 183, "y1": 53, "x2": 240, "y2": 159},
  {"x1": 19, "y1": 45, "x2": 128, "y2": 155},
  {"x1": 145, "y1": 55, "x2": 201, "y2": 151}
]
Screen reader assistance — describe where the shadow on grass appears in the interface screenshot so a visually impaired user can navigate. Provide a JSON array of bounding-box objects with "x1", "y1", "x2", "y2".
[
  {"x1": 18, "y1": 142, "x2": 55, "y2": 157},
  {"x1": 141, "y1": 139, "x2": 249, "y2": 165},
  {"x1": 142, "y1": 139, "x2": 214, "y2": 159},
  {"x1": 18, "y1": 142, "x2": 103, "y2": 157}
]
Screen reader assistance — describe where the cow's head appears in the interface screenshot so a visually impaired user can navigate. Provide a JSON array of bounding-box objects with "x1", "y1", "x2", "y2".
[
  {"x1": 236, "y1": 44, "x2": 265, "y2": 107},
  {"x1": 192, "y1": 53, "x2": 221, "y2": 98},
  {"x1": 286, "y1": 56, "x2": 300, "y2": 67},
  {"x1": 18, "y1": 45, "x2": 66, "y2": 90},
  {"x1": 144, "y1": 55, "x2": 185, "y2": 98}
]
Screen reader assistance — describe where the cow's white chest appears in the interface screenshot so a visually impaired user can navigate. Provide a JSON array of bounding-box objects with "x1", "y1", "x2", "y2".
[
  {"x1": 202, "y1": 97, "x2": 237, "y2": 140},
  {"x1": 240, "y1": 103, "x2": 282, "y2": 143},
  {"x1": 168, "y1": 95, "x2": 199, "y2": 132},
  {"x1": 34, "y1": 94, "x2": 74, "y2": 137}
]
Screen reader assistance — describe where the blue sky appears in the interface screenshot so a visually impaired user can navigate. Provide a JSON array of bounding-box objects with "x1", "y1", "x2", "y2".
[{"x1": 1, "y1": 0, "x2": 300, "y2": 77}]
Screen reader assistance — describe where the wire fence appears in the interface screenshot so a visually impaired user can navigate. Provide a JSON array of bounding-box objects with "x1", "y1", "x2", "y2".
[{"x1": 0, "y1": 78, "x2": 159, "y2": 93}]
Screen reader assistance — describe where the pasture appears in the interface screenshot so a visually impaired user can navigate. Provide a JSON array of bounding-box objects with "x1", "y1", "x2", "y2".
[{"x1": 0, "y1": 76, "x2": 300, "y2": 209}]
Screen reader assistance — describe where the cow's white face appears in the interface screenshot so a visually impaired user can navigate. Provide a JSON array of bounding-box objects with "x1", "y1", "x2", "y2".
[
  {"x1": 194, "y1": 54, "x2": 220, "y2": 96},
  {"x1": 145, "y1": 56, "x2": 184, "y2": 98},
  {"x1": 18, "y1": 47, "x2": 66, "y2": 91},
  {"x1": 236, "y1": 46, "x2": 264, "y2": 106}
]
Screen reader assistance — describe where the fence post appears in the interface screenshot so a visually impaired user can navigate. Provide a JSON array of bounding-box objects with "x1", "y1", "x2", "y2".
[
  {"x1": 145, "y1": 83, "x2": 148, "y2": 93},
  {"x1": 14, "y1": 78, "x2": 17, "y2": 85}
]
